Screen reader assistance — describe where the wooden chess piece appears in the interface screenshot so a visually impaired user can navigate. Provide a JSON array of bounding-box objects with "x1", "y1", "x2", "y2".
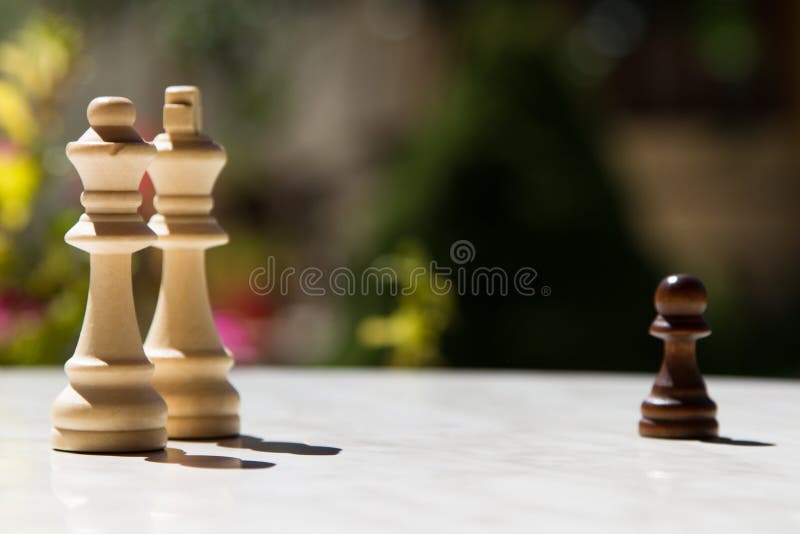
[
  {"x1": 144, "y1": 86, "x2": 240, "y2": 439},
  {"x1": 639, "y1": 274, "x2": 718, "y2": 439},
  {"x1": 52, "y1": 97, "x2": 168, "y2": 453}
]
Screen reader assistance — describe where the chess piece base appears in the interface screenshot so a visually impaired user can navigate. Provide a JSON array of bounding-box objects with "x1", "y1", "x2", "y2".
[
  {"x1": 52, "y1": 427, "x2": 167, "y2": 453},
  {"x1": 147, "y1": 353, "x2": 241, "y2": 440},
  {"x1": 148, "y1": 356, "x2": 239, "y2": 439},
  {"x1": 638, "y1": 417, "x2": 718, "y2": 439},
  {"x1": 167, "y1": 415, "x2": 240, "y2": 440}
]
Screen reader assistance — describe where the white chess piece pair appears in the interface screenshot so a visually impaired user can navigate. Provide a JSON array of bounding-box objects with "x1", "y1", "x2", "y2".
[{"x1": 51, "y1": 87, "x2": 240, "y2": 453}]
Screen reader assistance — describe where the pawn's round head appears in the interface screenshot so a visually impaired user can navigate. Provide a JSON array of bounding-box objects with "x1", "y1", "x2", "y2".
[
  {"x1": 87, "y1": 97, "x2": 136, "y2": 128},
  {"x1": 654, "y1": 274, "x2": 707, "y2": 316}
]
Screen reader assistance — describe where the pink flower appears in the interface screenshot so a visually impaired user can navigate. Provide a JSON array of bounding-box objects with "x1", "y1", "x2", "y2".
[
  {"x1": 214, "y1": 311, "x2": 261, "y2": 364},
  {"x1": 0, "y1": 291, "x2": 44, "y2": 341}
]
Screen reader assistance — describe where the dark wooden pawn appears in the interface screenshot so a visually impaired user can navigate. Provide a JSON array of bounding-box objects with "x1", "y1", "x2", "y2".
[{"x1": 639, "y1": 274, "x2": 718, "y2": 439}]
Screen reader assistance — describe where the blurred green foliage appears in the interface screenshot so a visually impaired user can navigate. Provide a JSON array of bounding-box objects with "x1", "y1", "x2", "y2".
[
  {"x1": 356, "y1": 240, "x2": 454, "y2": 367},
  {"x1": 340, "y1": 2, "x2": 658, "y2": 369},
  {"x1": 0, "y1": 0, "x2": 796, "y2": 376},
  {"x1": 339, "y1": 0, "x2": 800, "y2": 375},
  {"x1": 0, "y1": 11, "x2": 84, "y2": 364}
]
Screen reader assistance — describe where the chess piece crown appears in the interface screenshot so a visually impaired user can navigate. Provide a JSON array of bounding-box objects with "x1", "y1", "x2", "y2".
[
  {"x1": 639, "y1": 274, "x2": 718, "y2": 439},
  {"x1": 52, "y1": 97, "x2": 167, "y2": 453}
]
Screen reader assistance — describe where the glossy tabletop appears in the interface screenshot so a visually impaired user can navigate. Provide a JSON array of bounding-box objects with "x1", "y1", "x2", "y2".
[{"x1": 0, "y1": 368, "x2": 797, "y2": 533}]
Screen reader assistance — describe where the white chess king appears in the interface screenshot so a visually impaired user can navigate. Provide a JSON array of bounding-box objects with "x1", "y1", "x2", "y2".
[
  {"x1": 144, "y1": 86, "x2": 240, "y2": 439},
  {"x1": 52, "y1": 97, "x2": 168, "y2": 453}
]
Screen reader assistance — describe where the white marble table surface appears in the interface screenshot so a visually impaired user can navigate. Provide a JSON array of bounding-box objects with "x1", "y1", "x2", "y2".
[{"x1": 0, "y1": 368, "x2": 797, "y2": 533}]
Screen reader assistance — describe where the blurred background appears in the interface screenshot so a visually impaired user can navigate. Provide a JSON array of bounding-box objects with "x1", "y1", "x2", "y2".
[{"x1": 0, "y1": 0, "x2": 798, "y2": 375}]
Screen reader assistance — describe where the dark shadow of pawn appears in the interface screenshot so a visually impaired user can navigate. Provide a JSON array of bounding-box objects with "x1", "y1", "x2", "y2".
[
  {"x1": 217, "y1": 435, "x2": 341, "y2": 456},
  {"x1": 145, "y1": 447, "x2": 275, "y2": 469},
  {"x1": 700, "y1": 436, "x2": 775, "y2": 447}
]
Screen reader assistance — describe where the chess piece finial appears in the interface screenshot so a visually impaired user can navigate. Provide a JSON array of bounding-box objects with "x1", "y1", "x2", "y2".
[
  {"x1": 144, "y1": 85, "x2": 240, "y2": 439},
  {"x1": 163, "y1": 85, "x2": 203, "y2": 134},
  {"x1": 87, "y1": 96, "x2": 135, "y2": 125},
  {"x1": 639, "y1": 274, "x2": 718, "y2": 439},
  {"x1": 52, "y1": 97, "x2": 168, "y2": 453}
]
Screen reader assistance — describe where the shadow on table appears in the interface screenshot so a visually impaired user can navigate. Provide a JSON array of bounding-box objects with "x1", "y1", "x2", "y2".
[
  {"x1": 216, "y1": 434, "x2": 342, "y2": 456},
  {"x1": 63, "y1": 447, "x2": 275, "y2": 469},
  {"x1": 701, "y1": 436, "x2": 775, "y2": 447},
  {"x1": 145, "y1": 447, "x2": 275, "y2": 469}
]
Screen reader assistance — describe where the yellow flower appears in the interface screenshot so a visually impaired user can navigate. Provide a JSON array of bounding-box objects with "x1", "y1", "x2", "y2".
[
  {"x1": 0, "y1": 151, "x2": 40, "y2": 230},
  {"x1": 0, "y1": 82, "x2": 36, "y2": 145}
]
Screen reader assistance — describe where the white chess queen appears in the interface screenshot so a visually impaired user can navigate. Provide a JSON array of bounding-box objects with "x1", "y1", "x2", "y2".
[{"x1": 52, "y1": 97, "x2": 168, "y2": 453}]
